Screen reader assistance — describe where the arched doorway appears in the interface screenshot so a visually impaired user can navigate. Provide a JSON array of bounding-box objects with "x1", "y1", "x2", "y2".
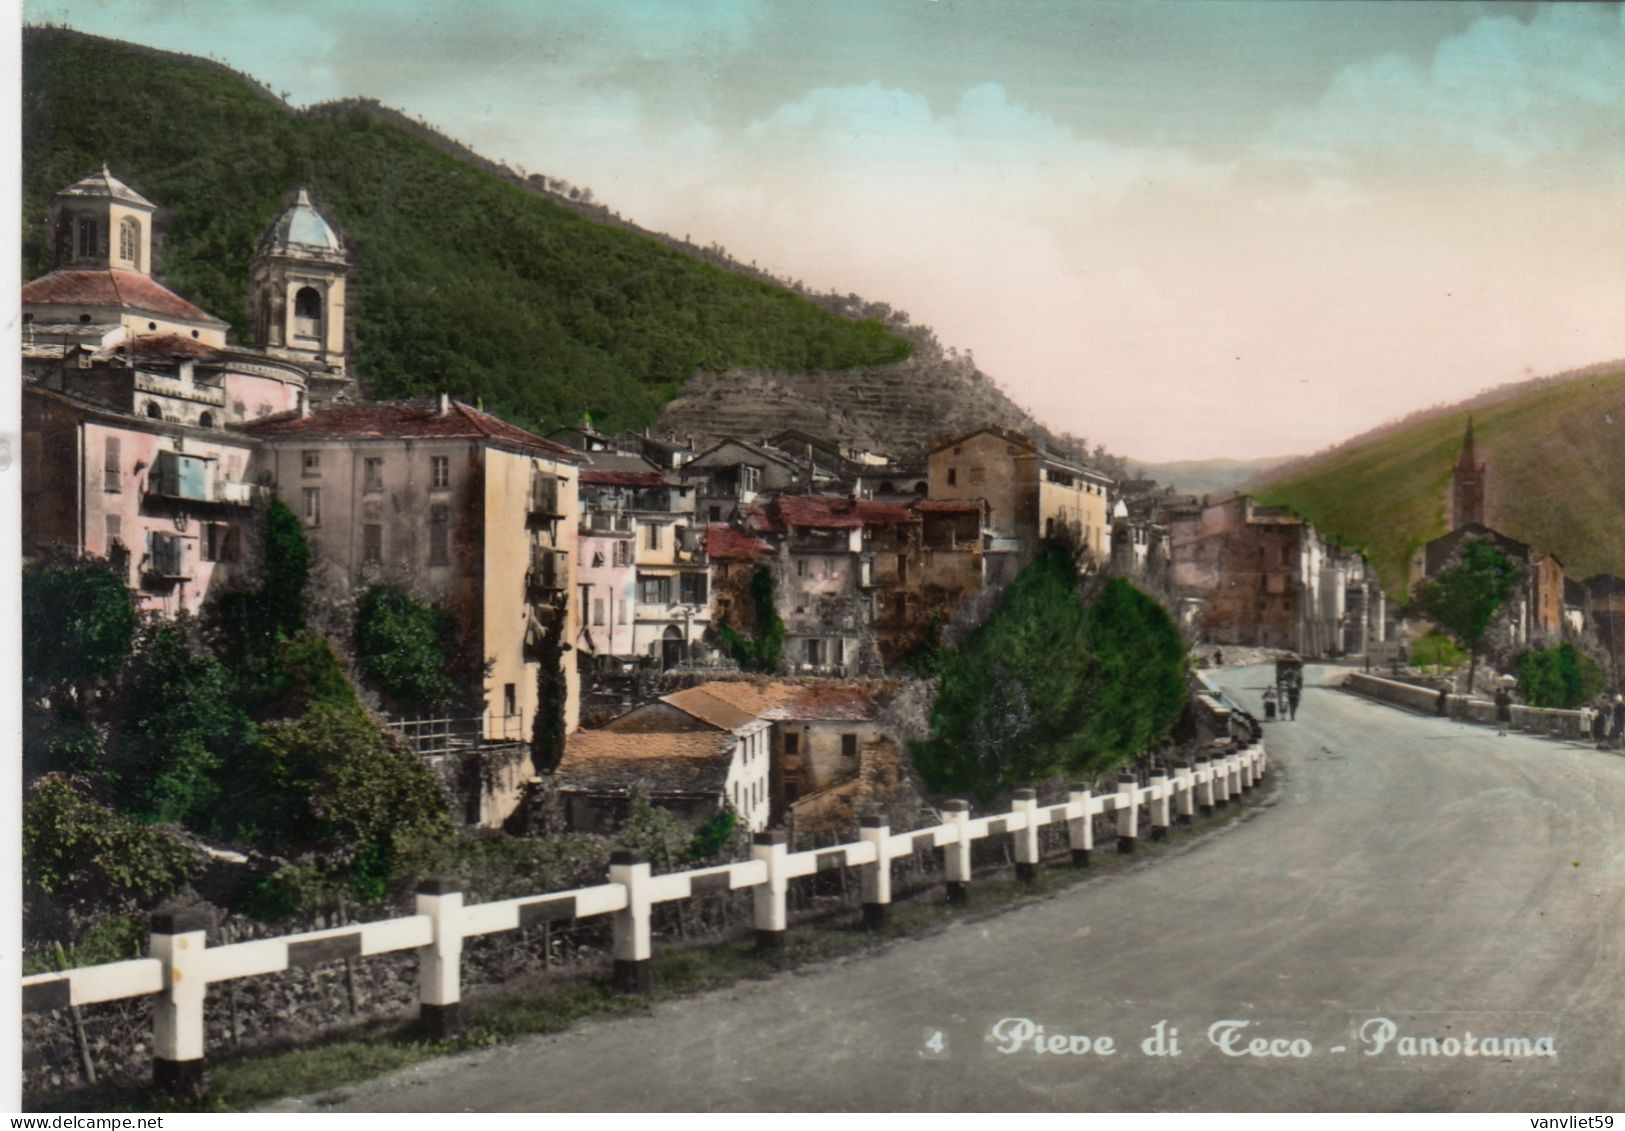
[{"x1": 661, "y1": 625, "x2": 684, "y2": 670}]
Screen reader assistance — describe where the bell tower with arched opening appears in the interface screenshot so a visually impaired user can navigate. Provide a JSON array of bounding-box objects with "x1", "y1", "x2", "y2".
[{"x1": 249, "y1": 188, "x2": 351, "y2": 400}]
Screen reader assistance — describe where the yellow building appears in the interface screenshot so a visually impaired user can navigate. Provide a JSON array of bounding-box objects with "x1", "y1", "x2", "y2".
[
  {"x1": 927, "y1": 425, "x2": 1112, "y2": 567},
  {"x1": 241, "y1": 396, "x2": 583, "y2": 769}
]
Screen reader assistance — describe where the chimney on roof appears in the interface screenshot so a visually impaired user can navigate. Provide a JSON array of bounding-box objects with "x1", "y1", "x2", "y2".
[
  {"x1": 298, "y1": 390, "x2": 310, "y2": 418},
  {"x1": 438, "y1": 392, "x2": 451, "y2": 416}
]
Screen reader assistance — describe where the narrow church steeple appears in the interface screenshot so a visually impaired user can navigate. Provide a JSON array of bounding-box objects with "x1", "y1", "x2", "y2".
[{"x1": 1450, "y1": 415, "x2": 1487, "y2": 530}]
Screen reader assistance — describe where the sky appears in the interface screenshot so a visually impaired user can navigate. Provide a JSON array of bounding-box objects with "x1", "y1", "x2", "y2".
[{"x1": 19, "y1": 0, "x2": 1625, "y2": 462}]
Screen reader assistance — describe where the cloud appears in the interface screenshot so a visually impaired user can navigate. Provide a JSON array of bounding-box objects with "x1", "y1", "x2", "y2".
[{"x1": 1261, "y1": 4, "x2": 1625, "y2": 177}]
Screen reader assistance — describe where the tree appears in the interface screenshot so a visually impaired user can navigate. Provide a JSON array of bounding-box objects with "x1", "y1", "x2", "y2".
[
  {"x1": 353, "y1": 585, "x2": 460, "y2": 714},
  {"x1": 22, "y1": 560, "x2": 135, "y2": 695},
  {"x1": 1072, "y1": 579, "x2": 1188, "y2": 777},
  {"x1": 719, "y1": 565, "x2": 785, "y2": 673},
  {"x1": 530, "y1": 617, "x2": 568, "y2": 773},
  {"x1": 1417, "y1": 539, "x2": 1519, "y2": 693},
  {"x1": 112, "y1": 626, "x2": 255, "y2": 827},
  {"x1": 24, "y1": 774, "x2": 201, "y2": 908},
  {"x1": 209, "y1": 498, "x2": 311, "y2": 712},
  {"x1": 910, "y1": 543, "x2": 1094, "y2": 801},
  {"x1": 1516, "y1": 643, "x2": 1605, "y2": 709}
]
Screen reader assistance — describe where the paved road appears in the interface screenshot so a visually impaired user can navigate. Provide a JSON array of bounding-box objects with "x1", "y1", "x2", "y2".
[{"x1": 277, "y1": 665, "x2": 1625, "y2": 1112}]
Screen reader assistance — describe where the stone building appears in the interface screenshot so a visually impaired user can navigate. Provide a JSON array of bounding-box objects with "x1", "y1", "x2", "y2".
[
  {"x1": 682, "y1": 437, "x2": 827, "y2": 525},
  {"x1": 926, "y1": 425, "x2": 1112, "y2": 577},
  {"x1": 238, "y1": 396, "x2": 584, "y2": 762},
  {"x1": 1166, "y1": 493, "x2": 1383, "y2": 655},
  {"x1": 1410, "y1": 523, "x2": 1566, "y2": 646},
  {"x1": 745, "y1": 495, "x2": 871, "y2": 676}
]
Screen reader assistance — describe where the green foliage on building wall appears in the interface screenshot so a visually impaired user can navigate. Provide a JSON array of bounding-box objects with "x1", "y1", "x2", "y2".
[
  {"x1": 353, "y1": 585, "x2": 460, "y2": 715},
  {"x1": 720, "y1": 566, "x2": 786, "y2": 673},
  {"x1": 1516, "y1": 642, "x2": 1605, "y2": 710},
  {"x1": 530, "y1": 619, "x2": 568, "y2": 773}
]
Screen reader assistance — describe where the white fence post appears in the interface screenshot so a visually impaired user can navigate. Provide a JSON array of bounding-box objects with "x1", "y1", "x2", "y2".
[
  {"x1": 609, "y1": 850, "x2": 653, "y2": 993},
  {"x1": 752, "y1": 830, "x2": 789, "y2": 949},
  {"x1": 1196, "y1": 755, "x2": 1215, "y2": 817},
  {"x1": 416, "y1": 878, "x2": 464, "y2": 1037},
  {"x1": 1149, "y1": 770, "x2": 1171, "y2": 842},
  {"x1": 1239, "y1": 747, "x2": 1255, "y2": 792},
  {"x1": 1011, "y1": 789, "x2": 1040, "y2": 882},
  {"x1": 1115, "y1": 774, "x2": 1139, "y2": 853},
  {"x1": 1173, "y1": 761, "x2": 1195, "y2": 826},
  {"x1": 858, "y1": 816, "x2": 891, "y2": 928},
  {"x1": 943, "y1": 800, "x2": 972, "y2": 905},
  {"x1": 150, "y1": 907, "x2": 211, "y2": 1098},
  {"x1": 1067, "y1": 785, "x2": 1093, "y2": 866}
]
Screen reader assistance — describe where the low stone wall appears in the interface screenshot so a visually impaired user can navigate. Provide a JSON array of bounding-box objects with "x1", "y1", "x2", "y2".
[{"x1": 1343, "y1": 672, "x2": 1592, "y2": 739}]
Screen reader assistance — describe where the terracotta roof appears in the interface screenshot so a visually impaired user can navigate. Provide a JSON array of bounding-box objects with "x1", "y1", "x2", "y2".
[
  {"x1": 774, "y1": 495, "x2": 864, "y2": 529},
  {"x1": 854, "y1": 500, "x2": 911, "y2": 524},
  {"x1": 582, "y1": 468, "x2": 668, "y2": 487},
  {"x1": 703, "y1": 524, "x2": 772, "y2": 560},
  {"x1": 117, "y1": 333, "x2": 220, "y2": 361},
  {"x1": 685, "y1": 680, "x2": 880, "y2": 723},
  {"x1": 914, "y1": 499, "x2": 982, "y2": 514},
  {"x1": 22, "y1": 269, "x2": 226, "y2": 326},
  {"x1": 554, "y1": 728, "x2": 735, "y2": 795},
  {"x1": 744, "y1": 505, "x2": 782, "y2": 536},
  {"x1": 236, "y1": 399, "x2": 579, "y2": 460},
  {"x1": 660, "y1": 687, "x2": 762, "y2": 731},
  {"x1": 930, "y1": 424, "x2": 1037, "y2": 455}
]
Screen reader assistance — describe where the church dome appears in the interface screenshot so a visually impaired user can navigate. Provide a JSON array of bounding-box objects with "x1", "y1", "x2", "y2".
[
  {"x1": 258, "y1": 188, "x2": 346, "y2": 258},
  {"x1": 55, "y1": 164, "x2": 157, "y2": 211}
]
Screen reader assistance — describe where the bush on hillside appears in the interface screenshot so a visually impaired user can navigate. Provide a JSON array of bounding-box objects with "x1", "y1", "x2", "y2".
[{"x1": 1516, "y1": 643, "x2": 1605, "y2": 710}]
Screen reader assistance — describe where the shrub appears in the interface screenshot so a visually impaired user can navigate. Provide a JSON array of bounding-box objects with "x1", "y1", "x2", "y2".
[
  {"x1": 1412, "y1": 630, "x2": 1468, "y2": 674},
  {"x1": 354, "y1": 585, "x2": 460, "y2": 714},
  {"x1": 23, "y1": 774, "x2": 201, "y2": 906},
  {"x1": 687, "y1": 809, "x2": 737, "y2": 862},
  {"x1": 1517, "y1": 643, "x2": 1605, "y2": 710},
  {"x1": 720, "y1": 567, "x2": 785, "y2": 673},
  {"x1": 23, "y1": 915, "x2": 148, "y2": 975},
  {"x1": 1072, "y1": 579, "x2": 1188, "y2": 776}
]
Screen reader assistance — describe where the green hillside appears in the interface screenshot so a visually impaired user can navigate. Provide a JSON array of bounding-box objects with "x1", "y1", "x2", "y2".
[
  {"x1": 1255, "y1": 370, "x2": 1625, "y2": 598},
  {"x1": 21, "y1": 28, "x2": 909, "y2": 435}
]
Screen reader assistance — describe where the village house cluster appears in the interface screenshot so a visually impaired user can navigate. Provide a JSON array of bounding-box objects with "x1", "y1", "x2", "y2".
[{"x1": 27, "y1": 166, "x2": 1609, "y2": 842}]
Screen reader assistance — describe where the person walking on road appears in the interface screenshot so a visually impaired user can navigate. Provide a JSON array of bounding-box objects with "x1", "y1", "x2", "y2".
[
  {"x1": 1286, "y1": 680, "x2": 1301, "y2": 721},
  {"x1": 1594, "y1": 698, "x2": 1611, "y2": 749},
  {"x1": 1495, "y1": 685, "x2": 1514, "y2": 737},
  {"x1": 1613, "y1": 694, "x2": 1625, "y2": 751}
]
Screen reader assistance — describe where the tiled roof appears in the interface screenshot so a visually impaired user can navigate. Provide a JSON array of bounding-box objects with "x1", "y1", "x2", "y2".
[
  {"x1": 22, "y1": 269, "x2": 226, "y2": 326},
  {"x1": 929, "y1": 424, "x2": 1036, "y2": 455},
  {"x1": 914, "y1": 499, "x2": 981, "y2": 514},
  {"x1": 774, "y1": 495, "x2": 864, "y2": 530},
  {"x1": 660, "y1": 687, "x2": 762, "y2": 731},
  {"x1": 553, "y1": 728, "x2": 735, "y2": 795},
  {"x1": 56, "y1": 166, "x2": 157, "y2": 209},
  {"x1": 743, "y1": 505, "x2": 782, "y2": 536},
  {"x1": 236, "y1": 399, "x2": 580, "y2": 460},
  {"x1": 581, "y1": 468, "x2": 667, "y2": 487},
  {"x1": 854, "y1": 500, "x2": 911, "y2": 524},
  {"x1": 118, "y1": 333, "x2": 220, "y2": 361},
  {"x1": 686, "y1": 680, "x2": 880, "y2": 723},
  {"x1": 703, "y1": 524, "x2": 772, "y2": 560}
]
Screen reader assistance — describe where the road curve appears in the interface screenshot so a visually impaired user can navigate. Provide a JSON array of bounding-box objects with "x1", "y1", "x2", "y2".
[{"x1": 276, "y1": 664, "x2": 1625, "y2": 1112}]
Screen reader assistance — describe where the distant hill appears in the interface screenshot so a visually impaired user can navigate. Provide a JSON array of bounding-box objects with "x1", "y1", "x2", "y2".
[
  {"x1": 1125, "y1": 456, "x2": 1298, "y2": 497},
  {"x1": 20, "y1": 27, "x2": 909, "y2": 437},
  {"x1": 1253, "y1": 365, "x2": 1625, "y2": 598}
]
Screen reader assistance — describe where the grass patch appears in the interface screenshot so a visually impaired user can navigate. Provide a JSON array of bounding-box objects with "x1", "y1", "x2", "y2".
[{"x1": 31, "y1": 783, "x2": 1268, "y2": 1113}]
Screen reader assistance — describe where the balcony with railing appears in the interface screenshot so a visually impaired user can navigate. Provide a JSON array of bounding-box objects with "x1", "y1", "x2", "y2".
[
  {"x1": 143, "y1": 452, "x2": 265, "y2": 510},
  {"x1": 529, "y1": 473, "x2": 566, "y2": 522},
  {"x1": 526, "y1": 549, "x2": 568, "y2": 601}
]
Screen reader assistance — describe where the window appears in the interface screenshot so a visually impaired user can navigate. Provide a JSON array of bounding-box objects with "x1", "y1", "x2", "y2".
[
  {"x1": 619, "y1": 598, "x2": 629, "y2": 624},
  {"x1": 639, "y1": 574, "x2": 672, "y2": 604},
  {"x1": 613, "y1": 541, "x2": 631, "y2": 567},
  {"x1": 796, "y1": 558, "x2": 806, "y2": 577},
  {"x1": 103, "y1": 436, "x2": 121, "y2": 493},
  {"x1": 579, "y1": 585, "x2": 591, "y2": 622},
  {"x1": 201, "y1": 522, "x2": 237, "y2": 562},
  {"x1": 119, "y1": 217, "x2": 140, "y2": 269},
  {"x1": 302, "y1": 487, "x2": 321, "y2": 527},
  {"x1": 680, "y1": 572, "x2": 708, "y2": 605},
  {"x1": 805, "y1": 638, "x2": 824, "y2": 666},
  {"x1": 645, "y1": 523, "x2": 662, "y2": 551},
  {"x1": 504, "y1": 684, "x2": 517, "y2": 717},
  {"x1": 77, "y1": 217, "x2": 98, "y2": 259},
  {"x1": 784, "y1": 732, "x2": 799, "y2": 757},
  {"x1": 593, "y1": 597, "x2": 606, "y2": 626},
  {"x1": 363, "y1": 524, "x2": 383, "y2": 564},
  {"x1": 148, "y1": 532, "x2": 184, "y2": 577},
  {"x1": 293, "y1": 286, "x2": 322, "y2": 339},
  {"x1": 105, "y1": 515, "x2": 121, "y2": 551},
  {"x1": 198, "y1": 412, "x2": 214, "y2": 430},
  {"x1": 741, "y1": 466, "x2": 761, "y2": 494},
  {"x1": 842, "y1": 733, "x2": 858, "y2": 759},
  {"x1": 709, "y1": 505, "x2": 722, "y2": 522},
  {"x1": 429, "y1": 504, "x2": 449, "y2": 566},
  {"x1": 146, "y1": 403, "x2": 162, "y2": 420},
  {"x1": 970, "y1": 466, "x2": 985, "y2": 485},
  {"x1": 947, "y1": 467, "x2": 957, "y2": 487},
  {"x1": 302, "y1": 450, "x2": 321, "y2": 476},
  {"x1": 431, "y1": 456, "x2": 450, "y2": 489},
  {"x1": 363, "y1": 457, "x2": 384, "y2": 492}
]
